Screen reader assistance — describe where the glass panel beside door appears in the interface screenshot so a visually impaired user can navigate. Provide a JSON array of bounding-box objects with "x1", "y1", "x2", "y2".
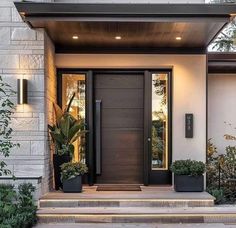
[
  {"x1": 149, "y1": 71, "x2": 172, "y2": 185},
  {"x1": 152, "y1": 73, "x2": 168, "y2": 170},
  {"x1": 61, "y1": 73, "x2": 86, "y2": 163}
]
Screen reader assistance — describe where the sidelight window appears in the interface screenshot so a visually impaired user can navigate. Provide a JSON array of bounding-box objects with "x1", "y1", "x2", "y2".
[
  {"x1": 151, "y1": 73, "x2": 169, "y2": 170},
  {"x1": 62, "y1": 73, "x2": 86, "y2": 162}
]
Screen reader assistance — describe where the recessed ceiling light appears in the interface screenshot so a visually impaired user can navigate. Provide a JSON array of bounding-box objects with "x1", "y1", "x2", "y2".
[
  {"x1": 72, "y1": 35, "x2": 79, "y2": 40},
  {"x1": 115, "y1": 36, "x2": 122, "y2": 40},
  {"x1": 176, "y1": 36, "x2": 182, "y2": 41}
]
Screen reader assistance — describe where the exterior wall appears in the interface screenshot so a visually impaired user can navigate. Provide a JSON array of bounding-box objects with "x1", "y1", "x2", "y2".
[
  {"x1": 44, "y1": 32, "x2": 56, "y2": 193},
  {"x1": 208, "y1": 73, "x2": 236, "y2": 153},
  {"x1": 0, "y1": 0, "x2": 54, "y2": 199},
  {"x1": 56, "y1": 54, "x2": 207, "y2": 163},
  {"x1": 0, "y1": 0, "x2": 207, "y2": 197}
]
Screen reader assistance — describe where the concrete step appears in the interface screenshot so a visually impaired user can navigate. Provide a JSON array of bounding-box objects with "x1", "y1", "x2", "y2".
[
  {"x1": 34, "y1": 223, "x2": 236, "y2": 228},
  {"x1": 39, "y1": 188, "x2": 215, "y2": 208},
  {"x1": 37, "y1": 206, "x2": 236, "y2": 224},
  {"x1": 39, "y1": 198, "x2": 214, "y2": 208}
]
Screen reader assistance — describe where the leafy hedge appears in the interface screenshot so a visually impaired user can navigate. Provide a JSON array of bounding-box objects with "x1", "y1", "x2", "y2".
[
  {"x1": 0, "y1": 183, "x2": 37, "y2": 228},
  {"x1": 170, "y1": 159, "x2": 205, "y2": 176}
]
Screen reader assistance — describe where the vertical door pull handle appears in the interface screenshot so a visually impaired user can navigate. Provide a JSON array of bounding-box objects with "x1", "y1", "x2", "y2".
[{"x1": 95, "y1": 100, "x2": 102, "y2": 175}]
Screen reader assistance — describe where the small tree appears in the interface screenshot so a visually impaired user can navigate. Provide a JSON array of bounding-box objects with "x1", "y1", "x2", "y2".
[
  {"x1": 207, "y1": 0, "x2": 236, "y2": 51},
  {"x1": 0, "y1": 76, "x2": 18, "y2": 176},
  {"x1": 210, "y1": 20, "x2": 236, "y2": 52}
]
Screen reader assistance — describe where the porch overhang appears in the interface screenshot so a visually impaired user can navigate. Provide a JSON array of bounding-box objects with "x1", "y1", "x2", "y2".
[
  {"x1": 14, "y1": 2, "x2": 236, "y2": 54},
  {"x1": 208, "y1": 53, "x2": 236, "y2": 73}
]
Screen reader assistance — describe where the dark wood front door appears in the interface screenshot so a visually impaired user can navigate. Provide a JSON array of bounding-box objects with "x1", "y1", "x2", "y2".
[{"x1": 94, "y1": 72, "x2": 144, "y2": 184}]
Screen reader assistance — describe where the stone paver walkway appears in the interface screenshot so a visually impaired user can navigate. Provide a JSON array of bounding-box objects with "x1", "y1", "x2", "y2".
[{"x1": 35, "y1": 223, "x2": 236, "y2": 228}]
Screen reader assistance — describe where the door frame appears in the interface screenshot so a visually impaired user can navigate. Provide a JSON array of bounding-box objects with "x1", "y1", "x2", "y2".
[
  {"x1": 57, "y1": 68, "x2": 172, "y2": 186},
  {"x1": 145, "y1": 70, "x2": 173, "y2": 185}
]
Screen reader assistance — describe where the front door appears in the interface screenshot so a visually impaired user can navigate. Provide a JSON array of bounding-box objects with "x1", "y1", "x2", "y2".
[
  {"x1": 58, "y1": 69, "x2": 172, "y2": 186},
  {"x1": 94, "y1": 72, "x2": 144, "y2": 184}
]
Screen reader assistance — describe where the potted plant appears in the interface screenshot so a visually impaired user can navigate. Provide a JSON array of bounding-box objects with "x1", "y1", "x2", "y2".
[
  {"x1": 48, "y1": 93, "x2": 87, "y2": 190},
  {"x1": 61, "y1": 162, "x2": 88, "y2": 193},
  {"x1": 170, "y1": 159, "x2": 205, "y2": 192}
]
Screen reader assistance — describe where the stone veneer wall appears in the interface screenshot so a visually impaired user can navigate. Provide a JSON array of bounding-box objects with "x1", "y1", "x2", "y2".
[
  {"x1": 44, "y1": 32, "x2": 56, "y2": 193},
  {"x1": 0, "y1": 0, "x2": 55, "y2": 199}
]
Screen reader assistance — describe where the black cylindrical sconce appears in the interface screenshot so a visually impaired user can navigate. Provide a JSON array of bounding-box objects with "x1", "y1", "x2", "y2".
[{"x1": 17, "y1": 79, "x2": 27, "y2": 104}]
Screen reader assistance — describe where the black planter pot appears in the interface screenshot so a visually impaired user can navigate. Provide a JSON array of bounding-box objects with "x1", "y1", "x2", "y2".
[
  {"x1": 174, "y1": 174, "x2": 204, "y2": 192},
  {"x1": 63, "y1": 175, "x2": 82, "y2": 193},
  {"x1": 53, "y1": 154, "x2": 71, "y2": 190}
]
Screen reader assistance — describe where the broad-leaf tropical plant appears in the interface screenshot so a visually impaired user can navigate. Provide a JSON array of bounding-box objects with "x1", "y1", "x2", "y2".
[{"x1": 48, "y1": 93, "x2": 87, "y2": 158}]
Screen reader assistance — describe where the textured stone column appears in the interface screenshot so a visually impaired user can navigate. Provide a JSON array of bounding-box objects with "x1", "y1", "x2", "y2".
[{"x1": 0, "y1": 0, "x2": 55, "y2": 199}]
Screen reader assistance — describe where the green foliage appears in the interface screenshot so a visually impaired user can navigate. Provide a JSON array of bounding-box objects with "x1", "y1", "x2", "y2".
[
  {"x1": 210, "y1": 19, "x2": 236, "y2": 52},
  {"x1": 151, "y1": 125, "x2": 164, "y2": 161},
  {"x1": 152, "y1": 78, "x2": 166, "y2": 105},
  {"x1": 48, "y1": 93, "x2": 87, "y2": 158},
  {"x1": 170, "y1": 159, "x2": 205, "y2": 176},
  {"x1": 206, "y1": 139, "x2": 236, "y2": 204},
  {"x1": 208, "y1": 1, "x2": 236, "y2": 52},
  {"x1": 207, "y1": 188, "x2": 226, "y2": 204},
  {"x1": 18, "y1": 183, "x2": 36, "y2": 208},
  {"x1": 0, "y1": 76, "x2": 19, "y2": 176},
  {"x1": 207, "y1": 0, "x2": 236, "y2": 52},
  {"x1": 60, "y1": 161, "x2": 88, "y2": 182},
  {"x1": 0, "y1": 183, "x2": 37, "y2": 228}
]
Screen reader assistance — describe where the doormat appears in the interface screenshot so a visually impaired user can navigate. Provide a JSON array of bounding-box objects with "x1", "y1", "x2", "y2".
[{"x1": 96, "y1": 185, "x2": 141, "y2": 191}]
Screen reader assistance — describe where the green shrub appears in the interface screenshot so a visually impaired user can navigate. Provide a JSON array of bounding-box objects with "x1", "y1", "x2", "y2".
[
  {"x1": 207, "y1": 188, "x2": 226, "y2": 204},
  {"x1": 0, "y1": 183, "x2": 37, "y2": 228},
  {"x1": 170, "y1": 159, "x2": 205, "y2": 176},
  {"x1": 0, "y1": 75, "x2": 19, "y2": 176},
  {"x1": 61, "y1": 161, "x2": 88, "y2": 182},
  {"x1": 206, "y1": 140, "x2": 236, "y2": 204}
]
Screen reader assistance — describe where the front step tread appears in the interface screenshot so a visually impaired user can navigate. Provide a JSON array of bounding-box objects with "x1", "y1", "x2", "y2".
[
  {"x1": 37, "y1": 207, "x2": 236, "y2": 224},
  {"x1": 37, "y1": 206, "x2": 236, "y2": 215}
]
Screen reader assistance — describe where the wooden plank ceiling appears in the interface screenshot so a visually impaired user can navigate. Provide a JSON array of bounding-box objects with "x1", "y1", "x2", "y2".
[
  {"x1": 14, "y1": 3, "x2": 236, "y2": 53},
  {"x1": 31, "y1": 20, "x2": 225, "y2": 53}
]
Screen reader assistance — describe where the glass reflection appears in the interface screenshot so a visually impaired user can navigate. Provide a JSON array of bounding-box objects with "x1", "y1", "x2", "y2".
[
  {"x1": 62, "y1": 74, "x2": 86, "y2": 162},
  {"x1": 151, "y1": 73, "x2": 168, "y2": 170}
]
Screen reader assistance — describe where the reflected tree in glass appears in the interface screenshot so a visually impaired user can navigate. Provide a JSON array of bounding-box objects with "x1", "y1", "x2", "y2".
[
  {"x1": 62, "y1": 74, "x2": 86, "y2": 163},
  {"x1": 151, "y1": 74, "x2": 168, "y2": 170}
]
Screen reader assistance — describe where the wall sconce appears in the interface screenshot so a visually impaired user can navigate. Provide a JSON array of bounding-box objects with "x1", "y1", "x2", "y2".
[{"x1": 17, "y1": 79, "x2": 28, "y2": 104}]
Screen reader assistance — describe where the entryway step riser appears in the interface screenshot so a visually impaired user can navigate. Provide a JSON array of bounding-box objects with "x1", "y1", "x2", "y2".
[
  {"x1": 37, "y1": 215, "x2": 236, "y2": 224},
  {"x1": 39, "y1": 200, "x2": 214, "y2": 208}
]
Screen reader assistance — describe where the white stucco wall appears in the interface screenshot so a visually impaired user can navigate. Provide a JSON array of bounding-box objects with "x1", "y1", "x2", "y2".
[
  {"x1": 208, "y1": 73, "x2": 236, "y2": 153},
  {"x1": 56, "y1": 54, "x2": 207, "y2": 162}
]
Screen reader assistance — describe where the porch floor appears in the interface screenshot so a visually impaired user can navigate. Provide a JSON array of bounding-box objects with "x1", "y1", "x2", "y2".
[{"x1": 40, "y1": 186, "x2": 214, "y2": 205}]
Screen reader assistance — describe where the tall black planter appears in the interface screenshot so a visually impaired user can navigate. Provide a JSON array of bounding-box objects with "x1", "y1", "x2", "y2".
[{"x1": 53, "y1": 154, "x2": 71, "y2": 190}]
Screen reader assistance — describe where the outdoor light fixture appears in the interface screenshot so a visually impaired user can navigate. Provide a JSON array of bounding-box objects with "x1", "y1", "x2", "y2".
[
  {"x1": 19, "y1": 12, "x2": 25, "y2": 16},
  {"x1": 115, "y1": 36, "x2": 122, "y2": 40},
  {"x1": 176, "y1": 36, "x2": 182, "y2": 41},
  {"x1": 72, "y1": 35, "x2": 79, "y2": 39},
  {"x1": 17, "y1": 79, "x2": 27, "y2": 105}
]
